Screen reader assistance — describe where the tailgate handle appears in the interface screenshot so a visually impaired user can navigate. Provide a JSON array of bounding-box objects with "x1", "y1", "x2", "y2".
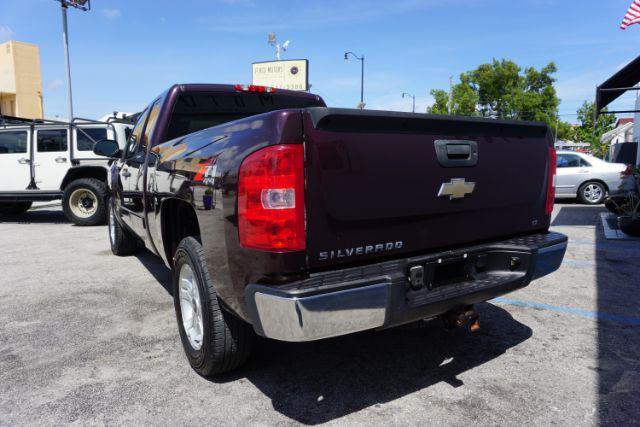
[{"x1": 434, "y1": 140, "x2": 478, "y2": 167}]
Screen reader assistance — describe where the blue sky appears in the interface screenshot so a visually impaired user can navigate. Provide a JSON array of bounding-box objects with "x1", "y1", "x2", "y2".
[{"x1": 2, "y1": 0, "x2": 640, "y2": 122}]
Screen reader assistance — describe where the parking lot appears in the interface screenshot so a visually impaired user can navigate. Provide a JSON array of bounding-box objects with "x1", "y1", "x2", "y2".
[{"x1": 1, "y1": 202, "x2": 639, "y2": 425}]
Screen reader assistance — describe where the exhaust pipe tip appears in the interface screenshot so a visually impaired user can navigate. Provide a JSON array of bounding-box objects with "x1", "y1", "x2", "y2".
[{"x1": 443, "y1": 305, "x2": 480, "y2": 333}]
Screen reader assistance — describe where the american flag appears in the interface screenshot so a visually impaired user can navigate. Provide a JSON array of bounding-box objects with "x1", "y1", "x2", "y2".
[{"x1": 621, "y1": 0, "x2": 640, "y2": 29}]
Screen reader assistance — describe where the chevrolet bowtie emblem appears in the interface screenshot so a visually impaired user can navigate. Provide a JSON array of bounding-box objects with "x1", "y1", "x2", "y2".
[{"x1": 437, "y1": 178, "x2": 476, "y2": 200}]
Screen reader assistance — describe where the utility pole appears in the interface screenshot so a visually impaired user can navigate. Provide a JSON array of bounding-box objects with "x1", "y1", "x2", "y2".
[
  {"x1": 60, "y1": 3, "x2": 74, "y2": 120},
  {"x1": 448, "y1": 76, "x2": 454, "y2": 114},
  {"x1": 56, "y1": 0, "x2": 90, "y2": 121},
  {"x1": 344, "y1": 52, "x2": 365, "y2": 109}
]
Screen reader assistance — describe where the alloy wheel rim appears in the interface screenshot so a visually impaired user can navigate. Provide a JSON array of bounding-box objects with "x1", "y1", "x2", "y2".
[
  {"x1": 69, "y1": 189, "x2": 98, "y2": 218},
  {"x1": 584, "y1": 184, "x2": 603, "y2": 203},
  {"x1": 178, "y1": 263, "x2": 204, "y2": 350}
]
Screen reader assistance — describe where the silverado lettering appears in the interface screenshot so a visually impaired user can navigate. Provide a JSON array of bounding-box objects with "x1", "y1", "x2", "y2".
[{"x1": 319, "y1": 241, "x2": 404, "y2": 261}]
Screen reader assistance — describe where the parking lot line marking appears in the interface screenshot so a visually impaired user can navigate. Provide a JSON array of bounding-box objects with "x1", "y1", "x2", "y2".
[
  {"x1": 493, "y1": 297, "x2": 640, "y2": 326},
  {"x1": 561, "y1": 258, "x2": 595, "y2": 267}
]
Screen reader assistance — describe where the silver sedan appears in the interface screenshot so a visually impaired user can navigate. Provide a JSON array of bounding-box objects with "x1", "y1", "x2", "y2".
[{"x1": 555, "y1": 150, "x2": 632, "y2": 205}]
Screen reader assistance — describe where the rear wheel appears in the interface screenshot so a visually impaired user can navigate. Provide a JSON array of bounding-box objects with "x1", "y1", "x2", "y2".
[
  {"x1": 173, "y1": 236, "x2": 254, "y2": 377},
  {"x1": 62, "y1": 178, "x2": 107, "y2": 226},
  {"x1": 108, "y1": 202, "x2": 138, "y2": 256},
  {"x1": 578, "y1": 181, "x2": 606, "y2": 205},
  {"x1": 0, "y1": 201, "x2": 32, "y2": 215}
]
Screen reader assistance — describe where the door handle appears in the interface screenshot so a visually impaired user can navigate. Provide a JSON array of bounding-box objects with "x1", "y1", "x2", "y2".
[
  {"x1": 17, "y1": 158, "x2": 30, "y2": 164},
  {"x1": 434, "y1": 140, "x2": 478, "y2": 167},
  {"x1": 122, "y1": 170, "x2": 131, "y2": 178},
  {"x1": 55, "y1": 157, "x2": 68, "y2": 163}
]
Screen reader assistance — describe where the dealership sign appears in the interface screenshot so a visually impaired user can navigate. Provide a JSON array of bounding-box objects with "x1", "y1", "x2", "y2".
[{"x1": 252, "y1": 59, "x2": 309, "y2": 91}]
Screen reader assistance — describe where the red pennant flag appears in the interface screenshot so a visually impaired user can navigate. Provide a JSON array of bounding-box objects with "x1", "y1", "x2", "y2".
[{"x1": 621, "y1": 0, "x2": 640, "y2": 29}]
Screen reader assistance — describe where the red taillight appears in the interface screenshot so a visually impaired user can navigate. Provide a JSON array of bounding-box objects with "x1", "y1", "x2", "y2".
[
  {"x1": 621, "y1": 163, "x2": 634, "y2": 177},
  {"x1": 545, "y1": 148, "x2": 556, "y2": 215},
  {"x1": 234, "y1": 84, "x2": 277, "y2": 94},
  {"x1": 238, "y1": 144, "x2": 305, "y2": 252}
]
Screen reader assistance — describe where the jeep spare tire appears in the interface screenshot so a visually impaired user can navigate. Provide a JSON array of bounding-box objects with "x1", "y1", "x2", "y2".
[{"x1": 62, "y1": 178, "x2": 107, "y2": 226}]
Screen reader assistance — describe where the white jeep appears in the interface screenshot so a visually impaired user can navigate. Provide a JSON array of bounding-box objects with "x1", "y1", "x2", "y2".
[{"x1": 0, "y1": 117, "x2": 132, "y2": 225}]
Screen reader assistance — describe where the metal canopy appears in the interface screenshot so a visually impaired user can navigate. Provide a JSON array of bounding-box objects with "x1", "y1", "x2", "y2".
[{"x1": 595, "y1": 55, "x2": 640, "y2": 119}]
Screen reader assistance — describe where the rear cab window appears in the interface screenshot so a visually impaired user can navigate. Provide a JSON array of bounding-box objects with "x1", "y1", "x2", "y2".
[{"x1": 164, "y1": 91, "x2": 326, "y2": 141}]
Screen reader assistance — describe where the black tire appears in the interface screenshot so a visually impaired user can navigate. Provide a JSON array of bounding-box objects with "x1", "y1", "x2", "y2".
[
  {"x1": 173, "y1": 236, "x2": 254, "y2": 377},
  {"x1": 0, "y1": 201, "x2": 32, "y2": 215},
  {"x1": 577, "y1": 181, "x2": 606, "y2": 205},
  {"x1": 62, "y1": 178, "x2": 108, "y2": 226},
  {"x1": 108, "y1": 202, "x2": 138, "y2": 256}
]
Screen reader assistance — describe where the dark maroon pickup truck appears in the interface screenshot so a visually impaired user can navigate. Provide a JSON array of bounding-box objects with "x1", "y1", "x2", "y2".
[{"x1": 94, "y1": 83, "x2": 567, "y2": 377}]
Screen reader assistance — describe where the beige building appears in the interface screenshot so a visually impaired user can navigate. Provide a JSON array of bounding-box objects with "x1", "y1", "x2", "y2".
[{"x1": 0, "y1": 40, "x2": 44, "y2": 119}]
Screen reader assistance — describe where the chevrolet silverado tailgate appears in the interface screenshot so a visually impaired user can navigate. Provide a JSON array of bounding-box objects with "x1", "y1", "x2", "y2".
[{"x1": 303, "y1": 108, "x2": 554, "y2": 269}]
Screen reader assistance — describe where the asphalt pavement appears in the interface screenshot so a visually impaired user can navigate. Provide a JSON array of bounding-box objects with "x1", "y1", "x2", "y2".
[{"x1": 1, "y1": 202, "x2": 639, "y2": 425}]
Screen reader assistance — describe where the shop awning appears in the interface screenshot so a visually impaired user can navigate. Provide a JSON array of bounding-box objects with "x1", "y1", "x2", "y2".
[{"x1": 595, "y1": 55, "x2": 640, "y2": 119}]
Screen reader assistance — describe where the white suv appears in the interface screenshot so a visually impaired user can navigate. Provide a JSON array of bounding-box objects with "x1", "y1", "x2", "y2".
[{"x1": 0, "y1": 117, "x2": 132, "y2": 225}]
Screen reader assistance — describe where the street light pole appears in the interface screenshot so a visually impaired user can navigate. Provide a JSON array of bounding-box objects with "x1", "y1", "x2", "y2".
[
  {"x1": 402, "y1": 92, "x2": 416, "y2": 113},
  {"x1": 56, "y1": 0, "x2": 90, "y2": 121},
  {"x1": 344, "y1": 51, "x2": 365, "y2": 108},
  {"x1": 60, "y1": 3, "x2": 74, "y2": 120}
]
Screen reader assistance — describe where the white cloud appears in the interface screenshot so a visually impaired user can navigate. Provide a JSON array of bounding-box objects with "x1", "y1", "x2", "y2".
[
  {"x1": 0, "y1": 25, "x2": 15, "y2": 42},
  {"x1": 101, "y1": 8, "x2": 121, "y2": 19},
  {"x1": 46, "y1": 79, "x2": 65, "y2": 91}
]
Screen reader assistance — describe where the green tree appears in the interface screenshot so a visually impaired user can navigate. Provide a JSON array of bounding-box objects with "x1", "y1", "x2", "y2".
[
  {"x1": 555, "y1": 120, "x2": 575, "y2": 141},
  {"x1": 427, "y1": 89, "x2": 449, "y2": 115},
  {"x1": 427, "y1": 59, "x2": 561, "y2": 129},
  {"x1": 573, "y1": 101, "x2": 616, "y2": 157}
]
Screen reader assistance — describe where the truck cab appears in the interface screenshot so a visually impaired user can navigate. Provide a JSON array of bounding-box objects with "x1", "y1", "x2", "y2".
[{"x1": 0, "y1": 116, "x2": 132, "y2": 224}]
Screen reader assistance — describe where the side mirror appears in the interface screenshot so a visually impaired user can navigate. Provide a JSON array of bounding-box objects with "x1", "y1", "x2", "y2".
[{"x1": 93, "y1": 139, "x2": 121, "y2": 158}]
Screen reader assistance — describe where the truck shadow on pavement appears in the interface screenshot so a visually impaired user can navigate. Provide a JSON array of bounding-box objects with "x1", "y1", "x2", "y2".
[
  {"x1": 226, "y1": 304, "x2": 531, "y2": 424},
  {"x1": 132, "y1": 244, "x2": 533, "y2": 424},
  {"x1": 134, "y1": 250, "x2": 174, "y2": 296}
]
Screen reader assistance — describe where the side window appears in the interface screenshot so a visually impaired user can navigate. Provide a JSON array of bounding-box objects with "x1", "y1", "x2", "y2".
[
  {"x1": 140, "y1": 100, "x2": 161, "y2": 151},
  {"x1": 557, "y1": 155, "x2": 569, "y2": 168},
  {"x1": 77, "y1": 128, "x2": 108, "y2": 151},
  {"x1": 0, "y1": 131, "x2": 28, "y2": 154},
  {"x1": 557, "y1": 154, "x2": 580, "y2": 168},
  {"x1": 124, "y1": 108, "x2": 150, "y2": 158},
  {"x1": 579, "y1": 157, "x2": 591, "y2": 167},
  {"x1": 37, "y1": 129, "x2": 68, "y2": 153}
]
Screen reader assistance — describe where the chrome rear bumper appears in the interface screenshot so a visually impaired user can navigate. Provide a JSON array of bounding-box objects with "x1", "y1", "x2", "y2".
[
  {"x1": 252, "y1": 284, "x2": 388, "y2": 342},
  {"x1": 246, "y1": 232, "x2": 567, "y2": 342}
]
